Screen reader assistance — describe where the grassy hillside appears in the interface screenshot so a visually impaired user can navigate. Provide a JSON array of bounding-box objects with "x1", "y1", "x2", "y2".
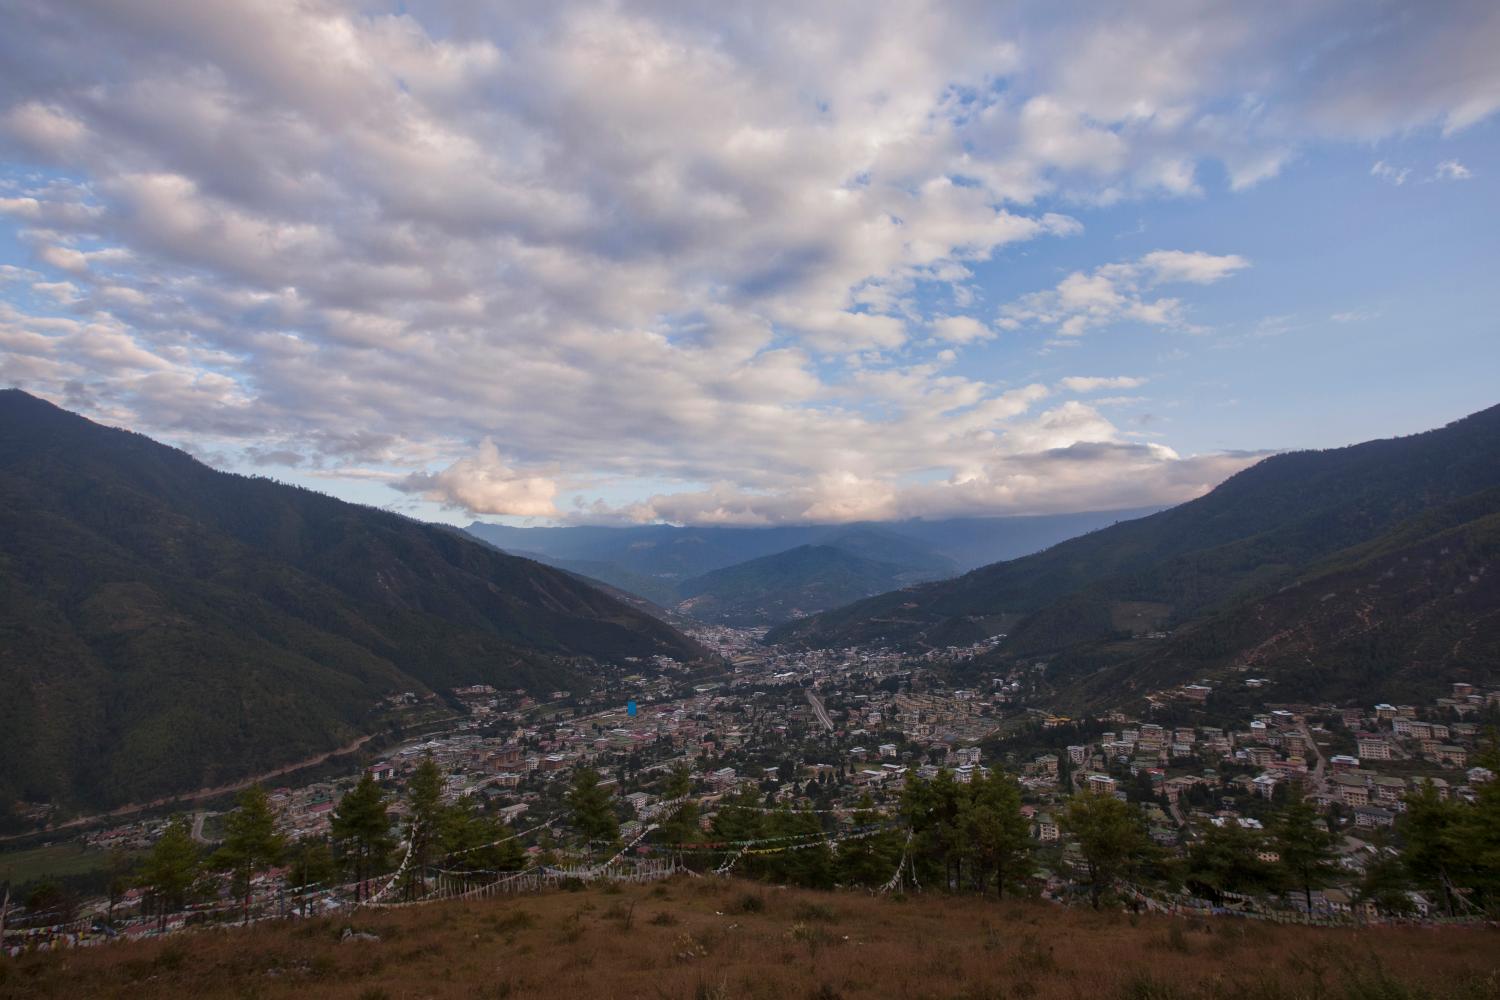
[
  {"x1": 768, "y1": 405, "x2": 1500, "y2": 691},
  {"x1": 0, "y1": 391, "x2": 705, "y2": 815},
  {"x1": 3, "y1": 878, "x2": 1497, "y2": 999}
]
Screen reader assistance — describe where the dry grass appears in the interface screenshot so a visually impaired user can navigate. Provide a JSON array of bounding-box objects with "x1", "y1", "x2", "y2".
[{"x1": 2, "y1": 878, "x2": 1497, "y2": 1000}]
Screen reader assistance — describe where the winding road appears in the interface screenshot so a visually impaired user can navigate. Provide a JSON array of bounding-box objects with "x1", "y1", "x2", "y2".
[{"x1": 1, "y1": 733, "x2": 378, "y2": 843}]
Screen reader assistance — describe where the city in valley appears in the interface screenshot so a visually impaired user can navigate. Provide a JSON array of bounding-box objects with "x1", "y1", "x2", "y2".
[
  {"x1": 7, "y1": 618, "x2": 1495, "y2": 951},
  {"x1": 3, "y1": 3, "x2": 1499, "y2": 996}
]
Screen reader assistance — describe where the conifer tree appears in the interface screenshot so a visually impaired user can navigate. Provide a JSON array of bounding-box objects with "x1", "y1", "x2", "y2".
[
  {"x1": 287, "y1": 839, "x2": 337, "y2": 915},
  {"x1": 331, "y1": 774, "x2": 393, "y2": 900},
  {"x1": 403, "y1": 756, "x2": 445, "y2": 897},
  {"x1": 655, "y1": 765, "x2": 700, "y2": 852},
  {"x1": 1185, "y1": 818, "x2": 1278, "y2": 904},
  {"x1": 1400, "y1": 779, "x2": 1465, "y2": 915},
  {"x1": 568, "y1": 767, "x2": 619, "y2": 847},
  {"x1": 1272, "y1": 789, "x2": 1340, "y2": 910},
  {"x1": 963, "y1": 773, "x2": 1032, "y2": 898},
  {"x1": 1062, "y1": 790, "x2": 1150, "y2": 909},
  {"x1": 215, "y1": 784, "x2": 286, "y2": 923},
  {"x1": 138, "y1": 815, "x2": 199, "y2": 931}
]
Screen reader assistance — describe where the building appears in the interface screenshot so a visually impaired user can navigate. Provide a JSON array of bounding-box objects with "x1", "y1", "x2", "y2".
[
  {"x1": 1356, "y1": 737, "x2": 1392, "y2": 761},
  {"x1": 1034, "y1": 814, "x2": 1059, "y2": 842},
  {"x1": 1354, "y1": 806, "x2": 1395, "y2": 829},
  {"x1": 1370, "y1": 775, "x2": 1406, "y2": 805},
  {"x1": 1434, "y1": 745, "x2": 1468, "y2": 768},
  {"x1": 1333, "y1": 773, "x2": 1370, "y2": 807},
  {"x1": 1087, "y1": 774, "x2": 1117, "y2": 796}
]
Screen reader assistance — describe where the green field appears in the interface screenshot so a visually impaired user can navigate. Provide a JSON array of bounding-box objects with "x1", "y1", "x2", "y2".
[{"x1": 0, "y1": 842, "x2": 126, "y2": 888}]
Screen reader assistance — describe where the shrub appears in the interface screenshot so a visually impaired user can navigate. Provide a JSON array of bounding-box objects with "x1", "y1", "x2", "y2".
[
  {"x1": 731, "y1": 891, "x2": 766, "y2": 914},
  {"x1": 792, "y1": 901, "x2": 836, "y2": 923}
]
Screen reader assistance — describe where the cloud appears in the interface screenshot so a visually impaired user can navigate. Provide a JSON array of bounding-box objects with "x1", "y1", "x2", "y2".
[
  {"x1": 1371, "y1": 160, "x2": 1410, "y2": 185},
  {"x1": 395, "y1": 440, "x2": 560, "y2": 517},
  {"x1": 1433, "y1": 159, "x2": 1473, "y2": 181},
  {"x1": 1138, "y1": 250, "x2": 1250, "y2": 286},
  {"x1": 0, "y1": 1, "x2": 1493, "y2": 524},
  {"x1": 998, "y1": 250, "x2": 1248, "y2": 338},
  {"x1": 930, "y1": 315, "x2": 995, "y2": 344},
  {"x1": 1059, "y1": 375, "x2": 1147, "y2": 393}
]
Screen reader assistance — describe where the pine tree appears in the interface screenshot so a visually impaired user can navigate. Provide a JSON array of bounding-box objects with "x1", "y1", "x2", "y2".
[
  {"x1": 1185, "y1": 818, "x2": 1278, "y2": 905},
  {"x1": 1400, "y1": 779, "x2": 1464, "y2": 914},
  {"x1": 1454, "y1": 764, "x2": 1500, "y2": 909},
  {"x1": 1272, "y1": 789, "x2": 1340, "y2": 911},
  {"x1": 1062, "y1": 791, "x2": 1150, "y2": 909},
  {"x1": 963, "y1": 773, "x2": 1032, "y2": 898},
  {"x1": 331, "y1": 774, "x2": 393, "y2": 901},
  {"x1": 835, "y1": 794, "x2": 903, "y2": 887},
  {"x1": 655, "y1": 765, "x2": 700, "y2": 852},
  {"x1": 568, "y1": 767, "x2": 619, "y2": 847},
  {"x1": 403, "y1": 756, "x2": 445, "y2": 898},
  {"x1": 287, "y1": 838, "x2": 337, "y2": 914},
  {"x1": 215, "y1": 784, "x2": 286, "y2": 923},
  {"x1": 138, "y1": 815, "x2": 199, "y2": 931},
  {"x1": 901, "y1": 770, "x2": 965, "y2": 889}
]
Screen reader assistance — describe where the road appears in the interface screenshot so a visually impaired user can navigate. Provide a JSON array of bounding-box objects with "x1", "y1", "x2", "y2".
[
  {"x1": 1, "y1": 732, "x2": 379, "y2": 843},
  {"x1": 806, "y1": 689, "x2": 834, "y2": 732},
  {"x1": 1300, "y1": 722, "x2": 1328, "y2": 792}
]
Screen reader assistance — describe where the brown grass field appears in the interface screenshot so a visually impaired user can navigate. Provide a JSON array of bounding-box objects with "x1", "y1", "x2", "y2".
[{"x1": 2, "y1": 878, "x2": 1497, "y2": 1000}]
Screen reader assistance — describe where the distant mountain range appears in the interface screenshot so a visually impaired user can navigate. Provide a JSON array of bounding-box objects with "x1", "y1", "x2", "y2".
[
  {"x1": 769, "y1": 404, "x2": 1500, "y2": 705},
  {"x1": 0, "y1": 391, "x2": 705, "y2": 816},
  {"x1": 674, "y1": 543, "x2": 921, "y2": 627},
  {"x1": 465, "y1": 508, "x2": 1159, "y2": 624}
]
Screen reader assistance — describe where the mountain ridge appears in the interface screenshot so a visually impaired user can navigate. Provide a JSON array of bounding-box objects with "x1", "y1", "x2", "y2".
[
  {"x1": 0, "y1": 390, "x2": 706, "y2": 816},
  {"x1": 767, "y1": 404, "x2": 1500, "y2": 702}
]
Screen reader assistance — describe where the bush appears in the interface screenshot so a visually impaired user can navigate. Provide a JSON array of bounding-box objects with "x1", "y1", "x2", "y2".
[
  {"x1": 731, "y1": 891, "x2": 766, "y2": 914},
  {"x1": 792, "y1": 901, "x2": 836, "y2": 923}
]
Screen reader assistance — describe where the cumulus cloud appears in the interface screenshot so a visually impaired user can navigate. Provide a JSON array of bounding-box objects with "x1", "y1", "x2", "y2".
[
  {"x1": 1371, "y1": 160, "x2": 1411, "y2": 185},
  {"x1": 998, "y1": 250, "x2": 1248, "y2": 338},
  {"x1": 930, "y1": 315, "x2": 995, "y2": 344},
  {"x1": 0, "y1": 1, "x2": 1493, "y2": 523},
  {"x1": 1433, "y1": 159, "x2": 1473, "y2": 181},
  {"x1": 395, "y1": 441, "x2": 560, "y2": 517}
]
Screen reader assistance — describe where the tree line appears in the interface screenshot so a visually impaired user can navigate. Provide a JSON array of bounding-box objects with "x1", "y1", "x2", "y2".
[{"x1": 103, "y1": 750, "x2": 1500, "y2": 927}]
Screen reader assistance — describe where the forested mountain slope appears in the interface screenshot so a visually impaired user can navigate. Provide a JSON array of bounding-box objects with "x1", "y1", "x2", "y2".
[
  {"x1": 768, "y1": 405, "x2": 1500, "y2": 697},
  {"x1": 0, "y1": 391, "x2": 704, "y2": 816}
]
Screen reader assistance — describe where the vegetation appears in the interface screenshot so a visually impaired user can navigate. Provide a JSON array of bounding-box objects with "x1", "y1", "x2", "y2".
[
  {"x1": 675, "y1": 544, "x2": 932, "y2": 627},
  {"x1": 1271, "y1": 789, "x2": 1340, "y2": 911},
  {"x1": 213, "y1": 785, "x2": 286, "y2": 923},
  {"x1": 135, "y1": 815, "x2": 201, "y2": 931},
  {"x1": 3, "y1": 877, "x2": 1497, "y2": 1000},
  {"x1": 567, "y1": 768, "x2": 620, "y2": 848},
  {"x1": 1062, "y1": 791, "x2": 1157, "y2": 909},
  {"x1": 0, "y1": 389, "x2": 706, "y2": 818},
  {"x1": 770, "y1": 403, "x2": 1500, "y2": 706},
  {"x1": 330, "y1": 775, "x2": 392, "y2": 901}
]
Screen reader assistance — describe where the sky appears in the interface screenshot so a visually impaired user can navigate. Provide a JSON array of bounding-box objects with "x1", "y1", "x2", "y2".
[{"x1": 1, "y1": 1, "x2": 1497, "y2": 527}]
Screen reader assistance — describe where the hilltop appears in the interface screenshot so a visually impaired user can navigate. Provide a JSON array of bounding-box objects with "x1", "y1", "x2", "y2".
[
  {"x1": 0, "y1": 391, "x2": 705, "y2": 817},
  {"x1": 3, "y1": 878, "x2": 1497, "y2": 1000}
]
